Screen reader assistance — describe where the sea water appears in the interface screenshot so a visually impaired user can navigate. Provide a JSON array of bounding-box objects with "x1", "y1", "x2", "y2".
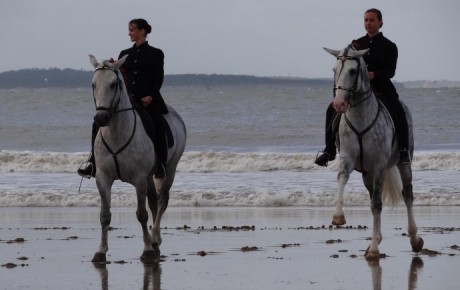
[{"x1": 1, "y1": 85, "x2": 459, "y2": 207}]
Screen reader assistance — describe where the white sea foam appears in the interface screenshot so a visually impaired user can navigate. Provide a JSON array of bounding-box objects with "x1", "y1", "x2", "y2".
[
  {"x1": 2, "y1": 150, "x2": 460, "y2": 173},
  {"x1": 1, "y1": 152, "x2": 459, "y2": 207}
]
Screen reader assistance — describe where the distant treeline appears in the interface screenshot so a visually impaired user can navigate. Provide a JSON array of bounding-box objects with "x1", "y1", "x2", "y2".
[{"x1": 0, "y1": 68, "x2": 333, "y2": 89}]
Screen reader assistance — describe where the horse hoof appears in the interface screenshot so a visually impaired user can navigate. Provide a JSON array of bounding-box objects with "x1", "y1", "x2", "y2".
[
  {"x1": 141, "y1": 250, "x2": 159, "y2": 264},
  {"x1": 332, "y1": 215, "x2": 346, "y2": 226},
  {"x1": 92, "y1": 252, "x2": 107, "y2": 263},
  {"x1": 365, "y1": 249, "x2": 381, "y2": 261},
  {"x1": 152, "y1": 243, "x2": 161, "y2": 254},
  {"x1": 411, "y1": 237, "x2": 424, "y2": 253}
]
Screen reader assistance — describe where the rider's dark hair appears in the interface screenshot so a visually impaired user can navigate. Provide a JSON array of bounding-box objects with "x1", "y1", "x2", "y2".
[
  {"x1": 365, "y1": 8, "x2": 383, "y2": 28},
  {"x1": 129, "y1": 18, "x2": 152, "y2": 35}
]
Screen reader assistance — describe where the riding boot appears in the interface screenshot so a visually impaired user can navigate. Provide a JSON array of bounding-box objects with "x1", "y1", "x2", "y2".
[
  {"x1": 398, "y1": 113, "x2": 411, "y2": 164},
  {"x1": 315, "y1": 103, "x2": 337, "y2": 167},
  {"x1": 77, "y1": 153, "x2": 96, "y2": 178},
  {"x1": 378, "y1": 89, "x2": 411, "y2": 164},
  {"x1": 153, "y1": 117, "x2": 168, "y2": 179},
  {"x1": 392, "y1": 99, "x2": 411, "y2": 164},
  {"x1": 77, "y1": 122, "x2": 98, "y2": 178}
]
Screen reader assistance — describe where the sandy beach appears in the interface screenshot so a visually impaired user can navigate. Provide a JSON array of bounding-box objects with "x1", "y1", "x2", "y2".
[{"x1": 1, "y1": 206, "x2": 459, "y2": 290}]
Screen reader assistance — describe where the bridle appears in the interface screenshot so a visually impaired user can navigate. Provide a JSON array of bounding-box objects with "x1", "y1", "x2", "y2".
[
  {"x1": 93, "y1": 66, "x2": 133, "y2": 116},
  {"x1": 92, "y1": 65, "x2": 136, "y2": 182},
  {"x1": 332, "y1": 49, "x2": 372, "y2": 108}
]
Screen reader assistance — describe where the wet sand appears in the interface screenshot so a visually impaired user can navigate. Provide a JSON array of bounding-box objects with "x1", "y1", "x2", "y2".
[{"x1": 1, "y1": 206, "x2": 459, "y2": 290}]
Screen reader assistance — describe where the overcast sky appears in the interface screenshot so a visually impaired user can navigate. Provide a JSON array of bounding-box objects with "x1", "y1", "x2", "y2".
[{"x1": 1, "y1": 0, "x2": 459, "y2": 81}]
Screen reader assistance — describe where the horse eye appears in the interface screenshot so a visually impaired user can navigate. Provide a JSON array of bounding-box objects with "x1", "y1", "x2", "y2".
[
  {"x1": 349, "y1": 69, "x2": 357, "y2": 75},
  {"x1": 110, "y1": 83, "x2": 116, "y2": 89}
]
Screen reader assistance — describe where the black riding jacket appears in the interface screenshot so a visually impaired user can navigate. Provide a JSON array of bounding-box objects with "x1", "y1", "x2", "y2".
[
  {"x1": 118, "y1": 42, "x2": 167, "y2": 113},
  {"x1": 353, "y1": 32, "x2": 398, "y2": 97}
]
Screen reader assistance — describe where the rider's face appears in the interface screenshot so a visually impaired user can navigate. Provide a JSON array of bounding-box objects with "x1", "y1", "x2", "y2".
[
  {"x1": 128, "y1": 24, "x2": 145, "y2": 43},
  {"x1": 364, "y1": 12, "x2": 382, "y2": 36}
]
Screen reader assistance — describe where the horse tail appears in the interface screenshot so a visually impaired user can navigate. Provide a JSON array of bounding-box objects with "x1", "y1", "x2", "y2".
[{"x1": 382, "y1": 166, "x2": 403, "y2": 207}]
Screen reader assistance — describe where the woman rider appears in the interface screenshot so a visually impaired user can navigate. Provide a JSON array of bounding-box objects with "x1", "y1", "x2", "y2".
[
  {"x1": 315, "y1": 8, "x2": 411, "y2": 166},
  {"x1": 78, "y1": 18, "x2": 168, "y2": 178}
]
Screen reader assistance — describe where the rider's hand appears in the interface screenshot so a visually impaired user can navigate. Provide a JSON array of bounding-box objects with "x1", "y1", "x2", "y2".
[
  {"x1": 368, "y1": 71, "x2": 375, "y2": 80},
  {"x1": 141, "y1": 96, "x2": 153, "y2": 107}
]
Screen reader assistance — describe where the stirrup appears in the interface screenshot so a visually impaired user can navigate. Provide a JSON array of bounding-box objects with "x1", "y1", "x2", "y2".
[
  {"x1": 77, "y1": 163, "x2": 94, "y2": 179},
  {"x1": 314, "y1": 150, "x2": 335, "y2": 167}
]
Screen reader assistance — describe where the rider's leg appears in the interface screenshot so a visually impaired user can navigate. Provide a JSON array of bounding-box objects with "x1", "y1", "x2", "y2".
[
  {"x1": 135, "y1": 104, "x2": 157, "y2": 143},
  {"x1": 77, "y1": 122, "x2": 98, "y2": 177},
  {"x1": 377, "y1": 92, "x2": 411, "y2": 164},
  {"x1": 146, "y1": 104, "x2": 168, "y2": 178},
  {"x1": 315, "y1": 103, "x2": 337, "y2": 167},
  {"x1": 393, "y1": 101, "x2": 411, "y2": 163}
]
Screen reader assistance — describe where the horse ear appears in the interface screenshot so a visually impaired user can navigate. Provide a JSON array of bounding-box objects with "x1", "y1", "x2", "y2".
[
  {"x1": 89, "y1": 54, "x2": 99, "y2": 69},
  {"x1": 113, "y1": 54, "x2": 129, "y2": 69},
  {"x1": 323, "y1": 47, "x2": 340, "y2": 57},
  {"x1": 355, "y1": 48, "x2": 370, "y2": 58}
]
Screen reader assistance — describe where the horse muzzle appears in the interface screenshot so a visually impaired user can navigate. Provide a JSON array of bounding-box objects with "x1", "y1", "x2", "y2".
[
  {"x1": 332, "y1": 99, "x2": 349, "y2": 113},
  {"x1": 94, "y1": 111, "x2": 111, "y2": 127},
  {"x1": 333, "y1": 91, "x2": 350, "y2": 113}
]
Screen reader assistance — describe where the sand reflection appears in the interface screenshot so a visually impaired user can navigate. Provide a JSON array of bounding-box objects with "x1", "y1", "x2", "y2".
[
  {"x1": 367, "y1": 257, "x2": 424, "y2": 290},
  {"x1": 93, "y1": 262, "x2": 162, "y2": 290}
]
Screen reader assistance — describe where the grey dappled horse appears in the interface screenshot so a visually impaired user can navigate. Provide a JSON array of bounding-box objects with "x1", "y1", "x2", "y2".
[
  {"x1": 89, "y1": 55, "x2": 186, "y2": 263},
  {"x1": 324, "y1": 46, "x2": 423, "y2": 259}
]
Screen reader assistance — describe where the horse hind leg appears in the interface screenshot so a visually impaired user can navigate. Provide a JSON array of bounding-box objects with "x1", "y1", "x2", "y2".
[
  {"x1": 136, "y1": 181, "x2": 158, "y2": 264},
  {"x1": 151, "y1": 173, "x2": 174, "y2": 248},
  {"x1": 398, "y1": 165, "x2": 424, "y2": 252}
]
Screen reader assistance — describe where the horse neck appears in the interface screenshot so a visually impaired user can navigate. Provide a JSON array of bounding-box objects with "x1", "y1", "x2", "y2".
[
  {"x1": 346, "y1": 86, "x2": 379, "y2": 127},
  {"x1": 102, "y1": 94, "x2": 135, "y2": 141}
]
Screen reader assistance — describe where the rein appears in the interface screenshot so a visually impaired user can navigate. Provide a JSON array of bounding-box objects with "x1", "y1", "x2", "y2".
[
  {"x1": 93, "y1": 66, "x2": 132, "y2": 115},
  {"x1": 93, "y1": 65, "x2": 136, "y2": 182}
]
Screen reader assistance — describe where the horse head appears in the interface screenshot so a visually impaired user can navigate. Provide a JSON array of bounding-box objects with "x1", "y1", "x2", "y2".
[
  {"x1": 324, "y1": 46, "x2": 371, "y2": 113},
  {"x1": 89, "y1": 54, "x2": 129, "y2": 127}
]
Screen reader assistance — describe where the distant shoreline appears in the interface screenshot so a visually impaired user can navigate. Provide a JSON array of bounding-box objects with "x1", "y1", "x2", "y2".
[{"x1": 0, "y1": 68, "x2": 458, "y2": 89}]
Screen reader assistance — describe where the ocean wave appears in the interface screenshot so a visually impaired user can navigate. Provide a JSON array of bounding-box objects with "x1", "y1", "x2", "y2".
[
  {"x1": 1, "y1": 169, "x2": 458, "y2": 207},
  {"x1": 1, "y1": 189, "x2": 458, "y2": 207},
  {"x1": 2, "y1": 150, "x2": 460, "y2": 173}
]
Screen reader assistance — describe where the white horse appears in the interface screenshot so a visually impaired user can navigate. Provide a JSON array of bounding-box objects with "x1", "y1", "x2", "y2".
[
  {"x1": 89, "y1": 55, "x2": 186, "y2": 263},
  {"x1": 324, "y1": 45, "x2": 423, "y2": 259}
]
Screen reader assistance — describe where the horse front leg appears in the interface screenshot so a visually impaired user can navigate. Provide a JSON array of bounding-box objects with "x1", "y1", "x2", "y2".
[
  {"x1": 92, "y1": 178, "x2": 114, "y2": 263},
  {"x1": 136, "y1": 181, "x2": 156, "y2": 263},
  {"x1": 333, "y1": 160, "x2": 353, "y2": 225},
  {"x1": 398, "y1": 164, "x2": 424, "y2": 252}
]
